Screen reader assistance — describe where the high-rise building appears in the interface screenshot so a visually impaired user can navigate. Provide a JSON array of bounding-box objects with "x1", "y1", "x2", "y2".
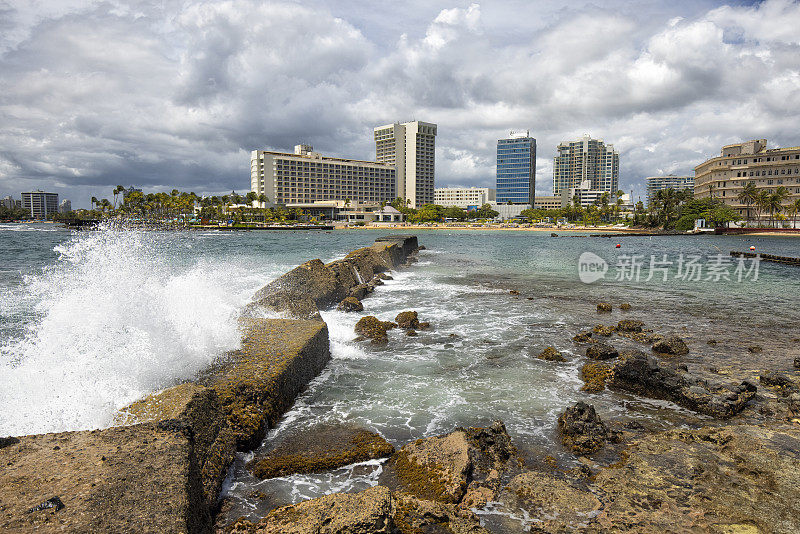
[
  {"x1": 250, "y1": 145, "x2": 396, "y2": 206},
  {"x1": 374, "y1": 121, "x2": 437, "y2": 208},
  {"x1": 646, "y1": 175, "x2": 694, "y2": 206},
  {"x1": 434, "y1": 187, "x2": 495, "y2": 209},
  {"x1": 553, "y1": 135, "x2": 619, "y2": 197},
  {"x1": 59, "y1": 199, "x2": 72, "y2": 214},
  {"x1": 21, "y1": 191, "x2": 59, "y2": 219},
  {"x1": 694, "y1": 139, "x2": 800, "y2": 221},
  {"x1": 496, "y1": 131, "x2": 536, "y2": 205},
  {"x1": 1, "y1": 196, "x2": 16, "y2": 209}
]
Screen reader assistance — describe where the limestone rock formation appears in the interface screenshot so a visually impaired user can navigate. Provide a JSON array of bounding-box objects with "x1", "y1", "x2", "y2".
[
  {"x1": 558, "y1": 401, "x2": 618, "y2": 455},
  {"x1": 652, "y1": 335, "x2": 689, "y2": 355},
  {"x1": 616, "y1": 319, "x2": 644, "y2": 333},
  {"x1": 395, "y1": 311, "x2": 420, "y2": 330},
  {"x1": 537, "y1": 347, "x2": 567, "y2": 362},
  {"x1": 597, "y1": 302, "x2": 612, "y2": 312},
  {"x1": 354, "y1": 316, "x2": 396, "y2": 343},
  {"x1": 586, "y1": 342, "x2": 619, "y2": 360},
  {"x1": 336, "y1": 296, "x2": 363, "y2": 312}
]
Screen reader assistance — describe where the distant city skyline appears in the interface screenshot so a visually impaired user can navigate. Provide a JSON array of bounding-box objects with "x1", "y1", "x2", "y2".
[{"x1": 2, "y1": 1, "x2": 800, "y2": 208}]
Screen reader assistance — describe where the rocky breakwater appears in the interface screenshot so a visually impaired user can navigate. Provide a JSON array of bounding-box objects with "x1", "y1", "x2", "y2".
[{"x1": 0, "y1": 235, "x2": 421, "y2": 533}]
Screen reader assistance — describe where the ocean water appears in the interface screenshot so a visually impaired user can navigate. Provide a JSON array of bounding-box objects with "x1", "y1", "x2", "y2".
[{"x1": 2, "y1": 223, "x2": 800, "y2": 526}]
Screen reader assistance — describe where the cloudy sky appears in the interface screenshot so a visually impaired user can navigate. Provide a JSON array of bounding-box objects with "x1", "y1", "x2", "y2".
[{"x1": 2, "y1": 0, "x2": 799, "y2": 207}]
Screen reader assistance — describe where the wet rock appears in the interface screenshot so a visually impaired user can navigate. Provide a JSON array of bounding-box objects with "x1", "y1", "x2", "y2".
[
  {"x1": 620, "y1": 303, "x2": 632, "y2": 311},
  {"x1": 597, "y1": 302, "x2": 612, "y2": 313},
  {"x1": 246, "y1": 292, "x2": 322, "y2": 321},
  {"x1": 336, "y1": 296, "x2": 363, "y2": 312},
  {"x1": 349, "y1": 283, "x2": 371, "y2": 300},
  {"x1": 395, "y1": 311, "x2": 420, "y2": 330},
  {"x1": 499, "y1": 471, "x2": 602, "y2": 532},
  {"x1": 652, "y1": 335, "x2": 689, "y2": 355},
  {"x1": 537, "y1": 347, "x2": 567, "y2": 362},
  {"x1": 590, "y1": 425, "x2": 800, "y2": 532},
  {"x1": 382, "y1": 421, "x2": 519, "y2": 506},
  {"x1": 586, "y1": 343, "x2": 619, "y2": 361},
  {"x1": 405, "y1": 330, "x2": 417, "y2": 337},
  {"x1": 593, "y1": 324, "x2": 616, "y2": 336},
  {"x1": 795, "y1": 357, "x2": 800, "y2": 370},
  {"x1": 418, "y1": 245, "x2": 427, "y2": 250},
  {"x1": 0, "y1": 436, "x2": 20, "y2": 449},
  {"x1": 248, "y1": 425, "x2": 394, "y2": 479},
  {"x1": 235, "y1": 485, "x2": 394, "y2": 533},
  {"x1": 558, "y1": 402, "x2": 617, "y2": 455},
  {"x1": 760, "y1": 371, "x2": 794, "y2": 390},
  {"x1": 617, "y1": 319, "x2": 644, "y2": 333},
  {"x1": 377, "y1": 273, "x2": 393, "y2": 280},
  {"x1": 418, "y1": 322, "x2": 431, "y2": 330},
  {"x1": 748, "y1": 345, "x2": 763, "y2": 353},
  {"x1": 573, "y1": 330, "x2": 594, "y2": 343},
  {"x1": 608, "y1": 350, "x2": 757, "y2": 418},
  {"x1": 509, "y1": 290, "x2": 520, "y2": 295},
  {"x1": 551, "y1": 232, "x2": 558, "y2": 237},
  {"x1": 392, "y1": 493, "x2": 489, "y2": 534},
  {"x1": 27, "y1": 496, "x2": 65, "y2": 514},
  {"x1": 354, "y1": 316, "x2": 396, "y2": 343},
  {"x1": 707, "y1": 339, "x2": 718, "y2": 345},
  {"x1": 581, "y1": 362, "x2": 613, "y2": 393}
]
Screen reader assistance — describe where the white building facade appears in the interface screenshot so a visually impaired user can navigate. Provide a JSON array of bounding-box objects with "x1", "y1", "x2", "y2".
[
  {"x1": 21, "y1": 191, "x2": 59, "y2": 219},
  {"x1": 250, "y1": 145, "x2": 396, "y2": 206},
  {"x1": 374, "y1": 121, "x2": 437, "y2": 208},
  {"x1": 553, "y1": 135, "x2": 619, "y2": 197},
  {"x1": 646, "y1": 175, "x2": 694, "y2": 206},
  {"x1": 434, "y1": 187, "x2": 495, "y2": 208}
]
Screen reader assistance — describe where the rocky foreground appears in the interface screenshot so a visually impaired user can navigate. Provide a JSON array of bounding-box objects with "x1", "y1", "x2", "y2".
[{"x1": 0, "y1": 236, "x2": 420, "y2": 533}]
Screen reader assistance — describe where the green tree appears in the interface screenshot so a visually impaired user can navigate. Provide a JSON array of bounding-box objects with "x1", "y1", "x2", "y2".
[{"x1": 736, "y1": 182, "x2": 758, "y2": 227}]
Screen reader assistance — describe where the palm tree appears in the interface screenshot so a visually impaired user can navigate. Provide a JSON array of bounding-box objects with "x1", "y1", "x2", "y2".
[
  {"x1": 755, "y1": 190, "x2": 771, "y2": 227},
  {"x1": 90, "y1": 196, "x2": 98, "y2": 210},
  {"x1": 786, "y1": 199, "x2": 800, "y2": 229},
  {"x1": 768, "y1": 187, "x2": 790, "y2": 228},
  {"x1": 736, "y1": 182, "x2": 758, "y2": 227}
]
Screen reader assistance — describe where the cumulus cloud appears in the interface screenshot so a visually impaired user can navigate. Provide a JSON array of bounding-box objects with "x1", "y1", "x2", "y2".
[{"x1": 1, "y1": 0, "x2": 800, "y2": 206}]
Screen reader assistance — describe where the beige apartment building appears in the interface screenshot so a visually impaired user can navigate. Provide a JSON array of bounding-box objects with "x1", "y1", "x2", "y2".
[
  {"x1": 434, "y1": 187, "x2": 495, "y2": 208},
  {"x1": 694, "y1": 139, "x2": 800, "y2": 219},
  {"x1": 250, "y1": 145, "x2": 396, "y2": 206},
  {"x1": 374, "y1": 121, "x2": 437, "y2": 208}
]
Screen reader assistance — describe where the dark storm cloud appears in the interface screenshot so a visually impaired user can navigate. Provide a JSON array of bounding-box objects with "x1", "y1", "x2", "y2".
[{"x1": 1, "y1": 0, "x2": 800, "y2": 207}]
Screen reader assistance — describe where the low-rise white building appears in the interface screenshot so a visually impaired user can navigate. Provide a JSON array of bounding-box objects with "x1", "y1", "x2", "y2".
[
  {"x1": 434, "y1": 187, "x2": 495, "y2": 208},
  {"x1": 534, "y1": 196, "x2": 564, "y2": 210}
]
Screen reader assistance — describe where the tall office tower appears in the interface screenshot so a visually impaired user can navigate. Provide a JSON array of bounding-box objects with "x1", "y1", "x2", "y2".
[
  {"x1": 496, "y1": 131, "x2": 536, "y2": 205},
  {"x1": 374, "y1": 121, "x2": 437, "y2": 208},
  {"x1": 553, "y1": 134, "x2": 619, "y2": 197},
  {"x1": 21, "y1": 191, "x2": 59, "y2": 219}
]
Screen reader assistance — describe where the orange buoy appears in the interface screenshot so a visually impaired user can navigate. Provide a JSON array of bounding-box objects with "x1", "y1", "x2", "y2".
[
  {"x1": 750, "y1": 246, "x2": 756, "y2": 251},
  {"x1": 616, "y1": 243, "x2": 621, "y2": 248}
]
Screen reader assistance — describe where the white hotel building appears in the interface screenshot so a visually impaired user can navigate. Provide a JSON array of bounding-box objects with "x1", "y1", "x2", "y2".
[
  {"x1": 374, "y1": 121, "x2": 437, "y2": 208},
  {"x1": 250, "y1": 145, "x2": 396, "y2": 206},
  {"x1": 434, "y1": 187, "x2": 495, "y2": 208}
]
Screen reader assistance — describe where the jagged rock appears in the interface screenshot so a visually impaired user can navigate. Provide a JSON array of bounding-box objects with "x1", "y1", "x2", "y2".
[
  {"x1": 590, "y1": 425, "x2": 800, "y2": 532},
  {"x1": 392, "y1": 493, "x2": 489, "y2": 534},
  {"x1": 795, "y1": 357, "x2": 800, "y2": 370},
  {"x1": 707, "y1": 339, "x2": 719, "y2": 345},
  {"x1": 349, "y1": 283, "x2": 371, "y2": 300},
  {"x1": 558, "y1": 402, "x2": 618, "y2": 455},
  {"x1": 248, "y1": 425, "x2": 394, "y2": 479},
  {"x1": 652, "y1": 335, "x2": 689, "y2": 355},
  {"x1": 573, "y1": 331, "x2": 594, "y2": 343},
  {"x1": 748, "y1": 345, "x2": 763, "y2": 353},
  {"x1": 608, "y1": 350, "x2": 757, "y2": 418},
  {"x1": 760, "y1": 371, "x2": 794, "y2": 390},
  {"x1": 418, "y1": 322, "x2": 431, "y2": 330},
  {"x1": 377, "y1": 273, "x2": 393, "y2": 280},
  {"x1": 597, "y1": 302, "x2": 612, "y2": 313},
  {"x1": 336, "y1": 296, "x2": 363, "y2": 312},
  {"x1": 354, "y1": 316, "x2": 396, "y2": 343},
  {"x1": 537, "y1": 347, "x2": 566, "y2": 362},
  {"x1": 395, "y1": 311, "x2": 420, "y2": 330},
  {"x1": 617, "y1": 319, "x2": 644, "y2": 333},
  {"x1": 620, "y1": 303, "x2": 632, "y2": 311},
  {"x1": 550, "y1": 232, "x2": 558, "y2": 237},
  {"x1": 593, "y1": 324, "x2": 616, "y2": 336},
  {"x1": 509, "y1": 290, "x2": 520, "y2": 295},
  {"x1": 586, "y1": 343, "x2": 619, "y2": 361},
  {"x1": 580, "y1": 362, "x2": 613, "y2": 393},
  {"x1": 381, "y1": 421, "x2": 518, "y2": 506},
  {"x1": 405, "y1": 330, "x2": 417, "y2": 337}
]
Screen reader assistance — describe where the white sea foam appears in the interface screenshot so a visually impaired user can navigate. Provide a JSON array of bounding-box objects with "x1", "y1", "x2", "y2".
[{"x1": 0, "y1": 228, "x2": 267, "y2": 436}]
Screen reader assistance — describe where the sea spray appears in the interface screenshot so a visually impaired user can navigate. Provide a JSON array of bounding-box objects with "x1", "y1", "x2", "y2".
[{"x1": 0, "y1": 227, "x2": 259, "y2": 436}]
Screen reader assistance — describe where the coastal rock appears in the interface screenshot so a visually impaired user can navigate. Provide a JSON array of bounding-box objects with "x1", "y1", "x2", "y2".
[
  {"x1": 593, "y1": 324, "x2": 616, "y2": 336},
  {"x1": 377, "y1": 272, "x2": 393, "y2": 280},
  {"x1": 748, "y1": 345, "x2": 763, "y2": 353},
  {"x1": 246, "y1": 292, "x2": 322, "y2": 321},
  {"x1": 608, "y1": 350, "x2": 757, "y2": 418},
  {"x1": 590, "y1": 425, "x2": 800, "y2": 533},
  {"x1": 232, "y1": 485, "x2": 394, "y2": 534},
  {"x1": 616, "y1": 319, "x2": 644, "y2": 333},
  {"x1": 336, "y1": 296, "x2": 363, "y2": 312},
  {"x1": 573, "y1": 330, "x2": 594, "y2": 343},
  {"x1": 537, "y1": 346, "x2": 566, "y2": 362},
  {"x1": 395, "y1": 310, "x2": 420, "y2": 330},
  {"x1": 707, "y1": 339, "x2": 719, "y2": 345},
  {"x1": 620, "y1": 303, "x2": 632, "y2": 311},
  {"x1": 349, "y1": 283, "x2": 371, "y2": 300},
  {"x1": 558, "y1": 402, "x2": 617, "y2": 455},
  {"x1": 252, "y1": 259, "x2": 345, "y2": 310},
  {"x1": 509, "y1": 290, "x2": 520, "y2": 295},
  {"x1": 382, "y1": 421, "x2": 518, "y2": 506},
  {"x1": 795, "y1": 357, "x2": 800, "y2": 370},
  {"x1": 418, "y1": 321, "x2": 431, "y2": 330},
  {"x1": 354, "y1": 316, "x2": 396, "y2": 343},
  {"x1": 392, "y1": 493, "x2": 489, "y2": 534},
  {"x1": 597, "y1": 302, "x2": 612, "y2": 313},
  {"x1": 760, "y1": 371, "x2": 794, "y2": 390},
  {"x1": 652, "y1": 335, "x2": 689, "y2": 355},
  {"x1": 586, "y1": 343, "x2": 619, "y2": 361},
  {"x1": 581, "y1": 362, "x2": 613, "y2": 393},
  {"x1": 248, "y1": 425, "x2": 394, "y2": 480}
]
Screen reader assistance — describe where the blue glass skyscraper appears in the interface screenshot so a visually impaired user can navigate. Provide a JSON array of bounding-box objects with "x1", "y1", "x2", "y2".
[{"x1": 496, "y1": 131, "x2": 536, "y2": 205}]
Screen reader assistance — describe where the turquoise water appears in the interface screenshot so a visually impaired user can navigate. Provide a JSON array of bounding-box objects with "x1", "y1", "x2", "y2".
[{"x1": 2, "y1": 223, "x2": 800, "y2": 525}]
